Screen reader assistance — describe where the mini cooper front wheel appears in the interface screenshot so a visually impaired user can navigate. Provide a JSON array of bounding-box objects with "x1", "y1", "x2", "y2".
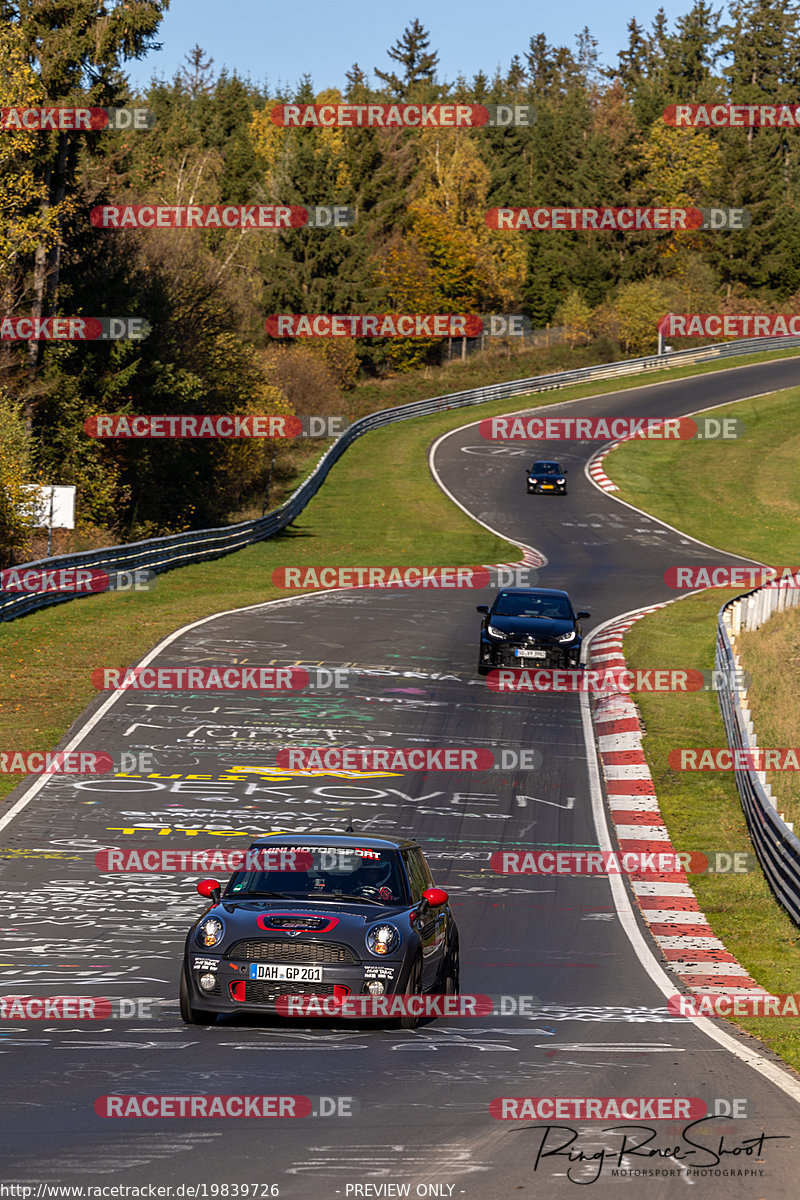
[
  {"x1": 179, "y1": 966, "x2": 217, "y2": 1025},
  {"x1": 443, "y1": 938, "x2": 460, "y2": 995},
  {"x1": 400, "y1": 957, "x2": 423, "y2": 1030}
]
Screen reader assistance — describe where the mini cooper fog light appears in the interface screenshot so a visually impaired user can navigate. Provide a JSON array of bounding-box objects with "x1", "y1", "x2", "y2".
[
  {"x1": 199, "y1": 973, "x2": 217, "y2": 991},
  {"x1": 366, "y1": 923, "x2": 400, "y2": 956},
  {"x1": 365, "y1": 980, "x2": 385, "y2": 995}
]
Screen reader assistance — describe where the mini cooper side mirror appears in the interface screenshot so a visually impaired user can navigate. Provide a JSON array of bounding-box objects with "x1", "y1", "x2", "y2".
[
  {"x1": 576, "y1": 611, "x2": 591, "y2": 619},
  {"x1": 197, "y1": 879, "x2": 221, "y2": 903},
  {"x1": 418, "y1": 887, "x2": 449, "y2": 913},
  {"x1": 476, "y1": 604, "x2": 489, "y2": 614}
]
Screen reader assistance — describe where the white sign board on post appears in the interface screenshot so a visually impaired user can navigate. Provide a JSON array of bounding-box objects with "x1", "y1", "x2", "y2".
[{"x1": 20, "y1": 485, "x2": 76, "y2": 529}]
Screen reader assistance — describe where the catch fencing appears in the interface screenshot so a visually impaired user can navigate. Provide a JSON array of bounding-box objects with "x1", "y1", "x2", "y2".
[{"x1": 717, "y1": 582, "x2": 800, "y2": 924}]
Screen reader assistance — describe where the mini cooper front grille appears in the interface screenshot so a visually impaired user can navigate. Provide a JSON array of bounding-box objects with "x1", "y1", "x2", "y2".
[
  {"x1": 228, "y1": 939, "x2": 358, "y2": 964},
  {"x1": 242, "y1": 980, "x2": 335, "y2": 1004}
]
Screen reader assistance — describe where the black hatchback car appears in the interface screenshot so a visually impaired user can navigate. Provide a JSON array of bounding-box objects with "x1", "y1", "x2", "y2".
[
  {"x1": 477, "y1": 587, "x2": 590, "y2": 673},
  {"x1": 180, "y1": 834, "x2": 459, "y2": 1027},
  {"x1": 526, "y1": 461, "x2": 568, "y2": 494}
]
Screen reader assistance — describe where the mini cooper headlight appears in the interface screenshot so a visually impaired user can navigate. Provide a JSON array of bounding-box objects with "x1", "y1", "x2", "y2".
[
  {"x1": 557, "y1": 630, "x2": 577, "y2": 643},
  {"x1": 556, "y1": 478, "x2": 565, "y2": 484},
  {"x1": 196, "y1": 916, "x2": 225, "y2": 948},
  {"x1": 487, "y1": 624, "x2": 508, "y2": 639},
  {"x1": 366, "y1": 923, "x2": 400, "y2": 956}
]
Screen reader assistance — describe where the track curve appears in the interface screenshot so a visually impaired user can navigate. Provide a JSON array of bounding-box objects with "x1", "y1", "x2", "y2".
[{"x1": 2, "y1": 357, "x2": 800, "y2": 1197}]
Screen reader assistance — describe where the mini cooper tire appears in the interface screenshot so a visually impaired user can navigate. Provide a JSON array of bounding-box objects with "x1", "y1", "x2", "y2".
[
  {"x1": 400, "y1": 957, "x2": 423, "y2": 1030},
  {"x1": 180, "y1": 966, "x2": 217, "y2": 1025},
  {"x1": 477, "y1": 657, "x2": 491, "y2": 676},
  {"x1": 443, "y1": 938, "x2": 460, "y2": 995}
]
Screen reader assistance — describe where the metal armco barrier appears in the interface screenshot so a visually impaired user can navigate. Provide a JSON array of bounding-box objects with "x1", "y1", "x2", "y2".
[
  {"x1": 4, "y1": 333, "x2": 800, "y2": 624},
  {"x1": 717, "y1": 582, "x2": 800, "y2": 925}
]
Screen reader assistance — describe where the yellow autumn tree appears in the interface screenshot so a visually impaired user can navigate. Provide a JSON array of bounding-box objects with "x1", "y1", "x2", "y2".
[
  {"x1": 0, "y1": 22, "x2": 73, "y2": 317},
  {"x1": 554, "y1": 290, "x2": 593, "y2": 347},
  {"x1": 0, "y1": 391, "x2": 37, "y2": 564},
  {"x1": 249, "y1": 88, "x2": 352, "y2": 193}
]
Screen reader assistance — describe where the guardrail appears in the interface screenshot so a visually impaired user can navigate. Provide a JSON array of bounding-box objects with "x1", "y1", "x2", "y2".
[
  {"x1": 717, "y1": 583, "x2": 800, "y2": 925},
  {"x1": 4, "y1": 332, "x2": 800, "y2": 624}
]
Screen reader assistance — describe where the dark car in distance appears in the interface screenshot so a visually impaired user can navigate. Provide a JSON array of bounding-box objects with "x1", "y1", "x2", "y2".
[
  {"x1": 180, "y1": 833, "x2": 459, "y2": 1028},
  {"x1": 527, "y1": 461, "x2": 568, "y2": 494},
  {"x1": 477, "y1": 587, "x2": 590, "y2": 674}
]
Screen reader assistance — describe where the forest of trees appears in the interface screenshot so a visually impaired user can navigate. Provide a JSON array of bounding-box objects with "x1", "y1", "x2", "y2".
[{"x1": 1, "y1": 1, "x2": 799, "y2": 556}]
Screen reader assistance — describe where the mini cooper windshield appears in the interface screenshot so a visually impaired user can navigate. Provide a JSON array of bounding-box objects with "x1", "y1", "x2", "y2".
[{"x1": 225, "y1": 846, "x2": 409, "y2": 906}]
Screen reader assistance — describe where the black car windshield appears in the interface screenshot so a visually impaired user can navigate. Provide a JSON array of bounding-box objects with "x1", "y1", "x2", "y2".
[
  {"x1": 531, "y1": 462, "x2": 561, "y2": 474},
  {"x1": 224, "y1": 846, "x2": 409, "y2": 905},
  {"x1": 492, "y1": 593, "x2": 572, "y2": 620}
]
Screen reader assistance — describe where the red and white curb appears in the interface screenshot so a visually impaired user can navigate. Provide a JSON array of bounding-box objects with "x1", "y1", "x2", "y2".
[
  {"x1": 485, "y1": 545, "x2": 547, "y2": 573},
  {"x1": 587, "y1": 440, "x2": 623, "y2": 492},
  {"x1": 590, "y1": 608, "x2": 767, "y2": 998}
]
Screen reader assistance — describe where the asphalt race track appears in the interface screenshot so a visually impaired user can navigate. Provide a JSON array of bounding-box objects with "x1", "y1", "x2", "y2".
[{"x1": 2, "y1": 356, "x2": 800, "y2": 1197}]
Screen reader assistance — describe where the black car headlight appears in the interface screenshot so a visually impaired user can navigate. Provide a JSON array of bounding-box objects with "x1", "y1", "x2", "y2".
[
  {"x1": 196, "y1": 916, "x2": 225, "y2": 948},
  {"x1": 557, "y1": 630, "x2": 577, "y2": 644},
  {"x1": 366, "y1": 923, "x2": 401, "y2": 956},
  {"x1": 486, "y1": 623, "x2": 508, "y2": 639},
  {"x1": 556, "y1": 477, "x2": 565, "y2": 485},
  {"x1": 529, "y1": 477, "x2": 538, "y2": 484}
]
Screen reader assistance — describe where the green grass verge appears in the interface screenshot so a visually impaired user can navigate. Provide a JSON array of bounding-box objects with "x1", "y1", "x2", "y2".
[
  {"x1": 609, "y1": 384, "x2": 800, "y2": 1069},
  {"x1": 733, "y1": 597, "x2": 800, "y2": 830},
  {"x1": 604, "y1": 385, "x2": 800, "y2": 563}
]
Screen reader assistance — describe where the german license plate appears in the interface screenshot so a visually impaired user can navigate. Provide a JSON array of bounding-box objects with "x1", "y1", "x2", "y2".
[
  {"x1": 249, "y1": 964, "x2": 323, "y2": 981},
  {"x1": 515, "y1": 649, "x2": 546, "y2": 659}
]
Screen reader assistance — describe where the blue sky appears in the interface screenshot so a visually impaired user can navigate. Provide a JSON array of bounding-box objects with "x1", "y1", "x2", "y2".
[{"x1": 125, "y1": 0, "x2": 724, "y2": 95}]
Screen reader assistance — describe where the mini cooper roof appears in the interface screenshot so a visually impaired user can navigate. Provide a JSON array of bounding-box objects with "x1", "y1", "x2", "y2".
[
  {"x1": 493, "y1": 587, "x2": 572, "y2": 598},
  {"x1": 247, "y1": 833, "x2": 420, "y2": 851}
]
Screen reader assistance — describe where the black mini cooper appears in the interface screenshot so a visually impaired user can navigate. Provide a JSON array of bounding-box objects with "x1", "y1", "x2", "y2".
[
  {"x1": 477, "y1": 586, "x2": 590, "y2": 673},
  {"x1": 180, "y1": 833, "x2": 459, "y2": 1027},
  {"x1": 526, "y1": 461, "x2": 568, "y2": 494}
]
